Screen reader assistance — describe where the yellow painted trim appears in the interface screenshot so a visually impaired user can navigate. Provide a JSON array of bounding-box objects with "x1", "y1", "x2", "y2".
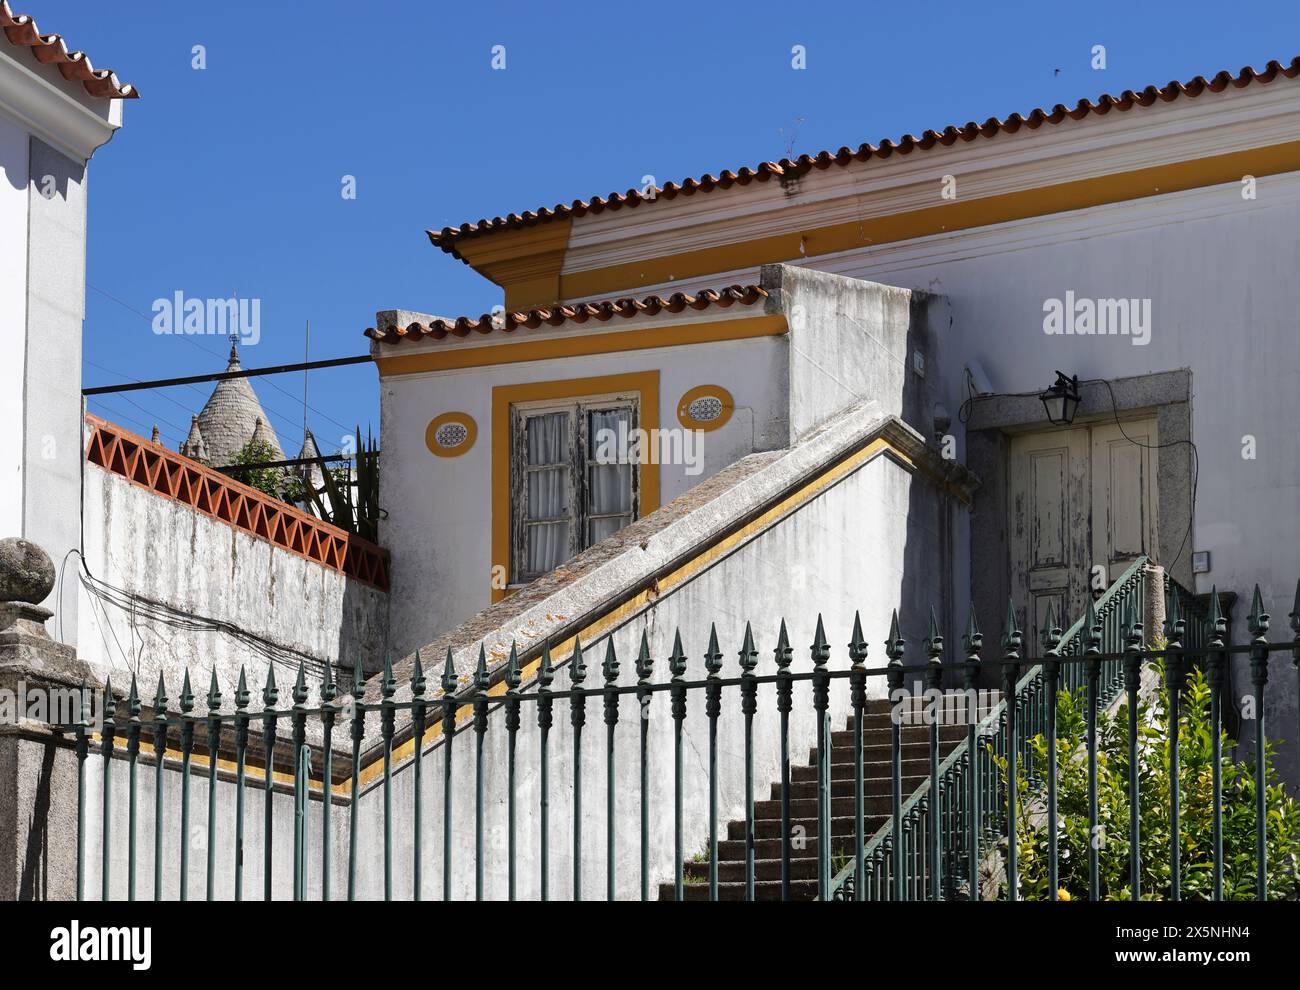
[
  {"x1": 491, "y1": 372, "x2": 662, "y2": 605},
  {"x1": 676, "y1": 384, "x2": 735, "y2": 432},
  {"x1": 453, "y1": 218, "x2": 573, "y2": 311},
  {"x1": 425, "y1": 411, "x2": 477, "y2": 458},
  {"x1": 554, "y1": 140, "x2": 1300, "y2": 300},
  {"x1": 357, "y1": 433, "x2": 919, "y2": 791},
  {"x1": 375, "y1": 314, "x2": 787, "y2": 377}
]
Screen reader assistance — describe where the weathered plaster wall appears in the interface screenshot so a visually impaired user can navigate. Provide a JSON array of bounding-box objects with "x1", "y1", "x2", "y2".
[{"x1": 78, "y1": 463, "x2": 389, "y2": 697}]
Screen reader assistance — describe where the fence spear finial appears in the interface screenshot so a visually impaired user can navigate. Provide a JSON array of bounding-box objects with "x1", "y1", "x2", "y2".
[
  {"x1": 127, "y1": 673, "x2": 141, "y2": 720},
  {"x1": 775, "y1": 619, "x2": 793, "y2": 671},
  {"x1": 180, "y1": 670, "x2": 194, "y2": 715},
  {"x1": 602, "y1": 638, "x2": 620, "y2": 685},
  {"x1": 570, "y1": 636, "x2": 587, "y2": 685},
  {"x1": 964, "y1": 605, "x2": 984, "y2": 658},
  {"x1": 292, "y1": 661, "x2": 308, "y2": 706},
  {"x1": 811, "y1": 614, "x2": 830, "y2": 668},
  {"x1": 411, "y1": 649, "x2": 426, "y2": 699},
  {"x1": 885, "y1": 609, "x2": 905, "y2": 664},
  {"x1": 1248, "y1": 583, "x2": 1270, "y2": 639},
  {"x1": 1289, "y1": 579, "x2": 1300, "y2": 664},
  {"x1": 704, "y1": 623, "x2": 723, "y2": 676},
  {"x1": 235, "y1": 666, "x2": 250, "y2": 710},
  {"x1": 539, "y1": 642, "x2": 556, "y2": 688},
  {"x1": 439, "y1": 646, "x2": 455, "y2": 696},
  {"x1": 635, "y1": 630, "x2": 653, "y2": 682},
  {"x1": 474, "y1": 644, "x2": 490, "y2": 692},
  {"x1": 506, "y1": 641, "x2": 522, "y2": 690},
  {"x1": 207, "y1": 668, "x2": 222, "y2": 711},
  {"x1": 1040, "y1": 601, "x2": 1060, "y2": 655},
  {"x1": 739, "y1": 621, "x2": 758, "y2": 673},
  {"x1": 925, "y1": 605, "x2": 944, "y2": 661},
  {"x1": 848, "y1": 611, "x2": 867, "y2": 665},
  {"x1": 262, "y1": 665, "x2": 278, "y2": 708},
  {"x1": 668, "y1": 629, "x2": 687, "y2": 679},
  {"x1": 153, "y1": 672, "x2": 168, "y2": 714}
]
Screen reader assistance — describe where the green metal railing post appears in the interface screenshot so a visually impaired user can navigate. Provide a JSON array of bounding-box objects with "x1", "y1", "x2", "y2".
[
  {"x1": 885, "y1": 611, "x2": 906, "y2": 901},
  {"x1": 411, "y1": 651, "x2": 428, "y2": 902},
  {"x1": 1166, "y1": 593, "x2": 1185, "y2": 900},
  {"x1": 705, "y1": 624, "x2": 724, "y2": 901},
  {"x1": 126, "y1": 676, "x2": 141, "y2": 902},
  {"x1": 473, "y1": 647, "x2": 490, "y2": 902},
  {"x1": 347, "y1": 660, "x2": 364, "y2": 901},
  {"x1": 504, "y1": 645, "x2": 522, "y2": 900},
  {"x1": 152, "y1": 675, "x2": 168, "y2": 902},
  {"x1": 234, "y1": 668, "x2": 250, "y2": 901},
  {"x1": 774, "y1": 621, "x2": 793, "y2": 901},
  {"x1": 963, "y1": 609, "x2": 984, "y2": 900},
  {"x1": 1206, "y1": 590, "x2": 1226, "y2": 901},
  {"x1": 1000, "y1": 601, "x2": 1021, "y2": 902},
  {"x1": 669, "y1": 631, "x2": 688, "y2": 901},
  {"x1": 603, "y1": 639, "x2": 621, "y2": 901},
  {"x1": 738, "y1": 623, "x2": 759, "y2": 901},
  {"x1": 320, "y1": 662, "x2": 337, "y2": 902},
  {"x1": 811, "y1": 617, "x2": 832, "y2": 901},
  {"x1": 538, "y1": 644, "x2": 556, "y2": 901},
  {"x1": 635, "y1": 633, "x2": 654, "y2": 902},
  {"x1": 570, "y1": 638, "x2": 588, "y2": 901},
  {"x1": 848, "y1": 614, "x2": 868, "y2": 902},
  {"x1": 261, "y1": 667, "x2": 278, "y2": 901},
  {"x1": 1247, "y1": 586, "x2": 1271, "y2": 901},
  {"x1": 74, "y1": 683, "x2": 89, "y2": 902},
  {"x1": 1123, "y1": 603, "x2": 1143, "y2": 900},
  {"x1": 205, "y1": 671, "x2": 222, "y2": 901},
  {"x1": 1040, "y1": 606, "x2": 1062, "y2": 900},
  {"x1": 924, "y1": 608, "x2": 943, "y2": 901},
  {"x1": 290, "y1": 663, "x2": 309, "y2": 902},
  {"x1": 178, "y1": 671, "x2": 195, "y2": 901},
  {"x1": 439, "y1": 648, "x2": 456, "y2": 901},
  {"x1": 100, "y1": 678, "x2": 117, "y2": 901},
  {"x1": 1084, "y1": 600, "x2": 1102, "y2": 901},
  {"x1": 381, "y1": 654, "x2": 397, "y2": 901}
]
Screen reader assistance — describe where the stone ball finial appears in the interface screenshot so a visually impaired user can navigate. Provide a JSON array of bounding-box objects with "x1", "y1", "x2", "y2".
[{"x1": 0, "y1": 537, "x2": 57, "y2": 604}]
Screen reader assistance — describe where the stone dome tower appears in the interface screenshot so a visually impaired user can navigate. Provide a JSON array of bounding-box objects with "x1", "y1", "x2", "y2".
[{"x1": 195, "y1": 343, "x2": 284, "y2": 468}]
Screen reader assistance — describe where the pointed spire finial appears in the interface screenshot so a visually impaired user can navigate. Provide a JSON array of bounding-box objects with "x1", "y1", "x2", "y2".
[
  {"x1": 704, "y1": 624, "x2": 723, "y2": 676},
  {"x1": 410, "y1": 649, "x2": 426, "y2": 698},
  {"x1": 437, "y1": 647, "x2": 454, "y2": 696},
  {"x1": 1248, "y1": 584, "x2": 1270, "y2": 638},
  {"x1": 964, "y1": 605, "x2": 984, "y2": 658},
  {"x1": 885, "y1": 609, "x2": 905, "y2": 663},
  {"x1": 179, "y1": 670, "x2": 194, "y2": 714},
  {"x1": 1084, "y1": 597, "x2": 1101, "y2": 653},
  {"x1": 351, "y1": 657, "x2": 365, "y2": 700},
  {"x1": 539, "y1": 642, "x2": 555, "y2": 688},
  {"x1": 924, "y1": 606, "x2": 944, "y2": 662},
  {"x1": 602, "y1": 639, "x2": 620, "y2": 685},
  {"x1": 235, "y1": 666, "x2": 250, "y2": 710},
  {"x1": 635, "y1": 631, "x2": 653, "y2": 682},
  {"x1": 262, "y1": 665, "x2": 278, "y2": 708},
  {"x1": 774, "y1": 619, "x2": 793, "y2": 671},
  {"x1": 848, "y1": 611, "x2": 868, "y2": 665},
  {"x1": 570, "y1": 637, "x2": 587, "y2": 685},
  {"x1": 668, "y1": 629, "x2": 687, "y2": 678},
  {"x1": 810, "y1": 614, "x2": 830, "y2": 668},
  {"x1": 103, "y1": 676, "x2": 116, "y2": 722},
  {"x1": 1001, "y1": 599, "x2": 1022, "y2": 655},
  {"x1": 293, "y1": 662, "x2": 308, "y2": 705},
  {"x1": 739, "y1": 621, "x2": 759, "y2": 673},
  {"x1": 506, "y1": 642, "x2": 522, "y2": 690},
  {"x1": 207, "y1": 668, "x2": 222, "y2": 711},
  {"x1": 474, "y1": 644, "x2": 490, "y2": 692},
  {"x1": 153, "y1": 672, "x2": 168, "y2": 713},
  {"x1": 127, "y1": 673, "x2": 141, "y2": 719}
]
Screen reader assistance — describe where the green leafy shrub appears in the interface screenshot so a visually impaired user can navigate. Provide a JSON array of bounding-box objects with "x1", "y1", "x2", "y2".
[{"x1": 1000, "y1": 661, "x2": 1300, "y2": 900}]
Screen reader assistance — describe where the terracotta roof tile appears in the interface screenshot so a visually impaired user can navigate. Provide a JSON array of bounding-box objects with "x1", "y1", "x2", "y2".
[
  {"x1": 2, "y1": 1, "x2": 138, "y2": 99},
  {"x1": 428, "y1": 57, "x2": 1300, "y2": 261},
  {"x1": 365, "y1": 284, "x2": 768, "y2": 345}
]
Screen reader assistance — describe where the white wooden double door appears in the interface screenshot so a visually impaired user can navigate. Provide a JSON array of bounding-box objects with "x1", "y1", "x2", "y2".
[{"x1": 1007, "y1": 418, "x2": 1158, "y2": 652}]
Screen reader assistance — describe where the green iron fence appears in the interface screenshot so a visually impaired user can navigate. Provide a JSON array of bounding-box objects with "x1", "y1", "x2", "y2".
[{"x1": 67, "y1": 571, "x2": 1300, "y2": 901}]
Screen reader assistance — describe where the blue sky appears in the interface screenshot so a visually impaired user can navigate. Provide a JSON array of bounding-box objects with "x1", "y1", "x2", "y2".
[{"x1": 65, "y1": 0, "x2": 1299, "y2": 458}]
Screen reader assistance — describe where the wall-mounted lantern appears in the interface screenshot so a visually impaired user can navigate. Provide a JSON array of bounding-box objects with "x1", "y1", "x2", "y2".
[{"x1": 1039, "y1": 371, "x2": 1081, "y2": 426}]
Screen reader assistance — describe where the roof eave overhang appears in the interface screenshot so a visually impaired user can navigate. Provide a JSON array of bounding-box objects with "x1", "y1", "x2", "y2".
[{"x1": 0, "y1": 47, "x2": 121, "y2": 161}]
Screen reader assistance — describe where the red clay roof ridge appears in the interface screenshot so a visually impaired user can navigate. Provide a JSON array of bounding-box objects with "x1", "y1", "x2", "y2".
[{"x1": 1, "y1": 1, "x2": 138, "y2": 99}]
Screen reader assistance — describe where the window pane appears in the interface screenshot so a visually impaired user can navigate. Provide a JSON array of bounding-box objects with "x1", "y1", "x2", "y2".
[
  {"x1": 587, "y1": 515, "x2": 629, "y2": 547},
  {"x1": 527, "y1": 412, "x2": 569, "y2": 466},
  {"x1": 587, "y1": 408, "x2": 632, "y2": 460},
  {"x1": 527, "y1": 467, "x2": 567, "y2": 521},
  {"x1": 588, "y1": 464, "x2": 631, "y2": 516},
  {"x1": 526, "y1": 522, "x2": 569, "y2": 576}
]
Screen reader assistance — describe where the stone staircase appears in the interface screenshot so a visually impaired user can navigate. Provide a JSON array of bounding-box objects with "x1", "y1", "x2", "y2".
[{"x1": 659, "y1": 699, "x2": 965, "y2": 900}]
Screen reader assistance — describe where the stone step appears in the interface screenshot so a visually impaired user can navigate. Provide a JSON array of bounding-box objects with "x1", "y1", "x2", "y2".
[
  {"x1": 755, "y1": 794, "x2": 895, "y2": 821},
  {"x1": 771, "y1": 775, "x2": 927, "y2": 801},
  {"x1": 715, "y1": 833, "x2": 862, "y2": 860},
  {"x1": 820, "y1": 742, "x2": 960, "y2": 766},
  {"x1": 684, "y1": 856, "x2": 821, "y2": 882},
  {"x1": 658, "y1": 878, "x2": 820, "y2": 901},
  {"x1": 736, "y1": 813, "x2": 890, "y2": 840},
  {"x1": 834, "y1": 724, "x2": 968, "y2": 748}
]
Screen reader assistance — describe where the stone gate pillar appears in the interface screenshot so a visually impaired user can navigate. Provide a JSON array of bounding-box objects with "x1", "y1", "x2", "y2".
[{"x1": 0, "y1": 538, "x2": 98, "y2": 900}]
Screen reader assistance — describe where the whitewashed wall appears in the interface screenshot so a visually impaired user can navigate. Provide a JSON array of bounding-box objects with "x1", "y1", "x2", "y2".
[
  {"x1": 78, "y1": 462, "x2": 389, "y2": 697},
  {"x1": 0, "y1": 112, "x2": 27, "y2": 539},
  {"x1": 379, "y1": 332, "x2": 789, "y2": 658}
]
